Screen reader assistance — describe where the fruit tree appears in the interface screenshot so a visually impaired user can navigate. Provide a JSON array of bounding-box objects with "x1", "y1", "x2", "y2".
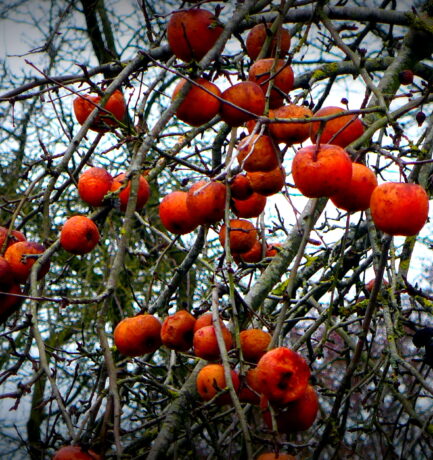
[{"x1": 1, "y1": 1, "x2": 433, "y2": 459}]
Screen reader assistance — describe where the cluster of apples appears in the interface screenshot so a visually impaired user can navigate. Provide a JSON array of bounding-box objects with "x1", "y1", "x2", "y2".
[
  {"x1": 196, "y1": 340, "x2": 319, "y2": 441},
  {"x1": 57, "y1": 166, "x2": 151, "y2": 257},
  {"x1": 158, "y1": 172, "x2": 284, "y2": 262},
  {"x1": 0, "y1": 167, "x2": 151, "y2": 324},
  {"x1": 0, "y1": 88, "x2": 148, "y2": 322},
  {"x1": 0, "y1": 163, "x2": 152, "y2": 322},
  {"x1": 165, "y1": 7, "x2": 429, "y2": 238},
  {"x1": 111, "y1": 309, "x2": 318, "y2": 440},
  {"x1": 69, "y1": 6, "x2": 431, "y2": 248},
  {"x1": 291, "y1": 115, "x2": 429, "y2": 236},
  {"x1": 113, "y1": 311, "x2": 232, "y2": 359},
  {"x1": 49, "y1": 9, "x2": 428, "y2": 458},
  {"x1": 69, "y1": 6, "x2": 430, "y2": 243},
  {"x1": 158, "y1": 175, "x2": 278, "y2": 262}
]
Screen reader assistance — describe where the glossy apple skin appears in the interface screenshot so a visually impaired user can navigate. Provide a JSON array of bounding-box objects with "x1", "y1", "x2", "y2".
[
  {"x1": 310, "y1": 106, "x2": 364, "y2": 148},
  {"x1": 238, "y1": 367, "x2": 261, "y2": 404},
  {"x1": 265, "y1": 243, "x2": 282, "y2": 258},
  {"x1": 230, "y1": 174, "x2": 253, "y2": 201},
  {"x1": 4, "y1": 241, "x2": 50, "y2": 284},
  {"x1": 111, "y1": 173, "x2": 150, "y2": 212},
  {"x1": 0, "y1": 226, "x2": 26, "y2": 251},
  {"x1": 60, "y1": 216, "x2": 100, "y2": 255},
  {"x1": 370, "y1": 182, "x2": 429, "y2": 236},
  {"x1": 256, "y1": 347, "x2": 310, "y2": 405},
  {"x1": 0, "y1": 283, "x2": 22, "y2": 323},
  {"x1": 292, "y1": 144, "x2": 352, "y2": 198},
  {"x1": 233, "y1": 239, "x2": 263, "y2": 264},
  {"x1": 330, "y1": 163, "x2": 378, "y2": 212},
  {"x1": 193, "y1": 312, "x2": 226, "y2": 335},
  {"x1": 0, "y1": 256, "x2": 13, "y2": 286},
  {"x1": 255, "y1": 454, "x2": 295, "y2": 460}
]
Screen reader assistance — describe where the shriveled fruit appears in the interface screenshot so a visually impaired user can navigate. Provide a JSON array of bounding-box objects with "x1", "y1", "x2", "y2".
[
  {"x1": 220, "y1": 81, "x2": 265, "y2": 127},
  {"x1": 219, "y1": 219, "x2": 257, "y2": 253},
  {"x1": 5, "y1": 241, "x2": 50, "y2": 284},
  {"x1": 237, "y1": 134, "x2": 279, "y2": 172},
  {"x1": 269, "y1": 104, "x2": 313, "y2": 145},
  {"x1": 246, "y1": 23, "x2": 291, "y2": 61},
  {"x1": 161, "y1": 310, "x2": 196, "y2": 352},
  {"x1": 330, "y1": 163, "x2": 377, "y2": 212},
  {"x1": 310, "y1": 106, "x2": 364, "y2": 148},
  {"x1": 114, "y1": 314, "x2": 162, "y2": 357},
  {"x1": 230, "y1": 174, "x2": 253, "y2": 200},
  {"x1": 78, "y1": 167, "x2": 113, "y2": 207},
  {"x1": 73, "y1": 89, "x2": 126, "y2": 133},
  {"x1": 52, "y1": 445, "x2": 101, "y2": 460},
  {"x1": 159, "y1": 191, "x2": 200, "y2": 235},
  {"x1": 240, "y1": 329, "x2": 272, "y2": 362},
  {"x1": 292, "y1": 144, "x2": 352, "y2": 198},
  {"x1": 0, "y1": 226, "x2": 26, "y2": 252},
  {"x1": 196, "y1": 363, "x2": 240, "y2": 405},
  {"x1": 172, "y1": 78, "x2": 221, "y2": 127},
  {"x1": 370, "y1": 182, "x2": 429, "y2": 236},
  {"x1": 186, "y1": 181, "x2": 226, "y2": 225},
  {"x1": 232, "y1": 192, "x2": 267, "y2": 218},
  {"x1": 247, "y1": 166, "x2": 285, "y2": 196},
  {"x1": 262, "y1": 384, "x2": 319, "y2": 433},
  {"x1": 167, "y1": 9, "x2": 223, "y2": 63},
  {"x1": 256, "y1": 347, "x2": 310, "y2": 405},
  {"x1": 111, "y1": 173, "x2": 150, "y2": 212},
  {"x1": 60, "y1": 216, "x2": 100, "y2": 255},
  {"x1": 193, "y1": 324, "x2": 233, "y2": 361},
  {"x1": 248, "y1": 58, "x2": 294, "y2": 109}
]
